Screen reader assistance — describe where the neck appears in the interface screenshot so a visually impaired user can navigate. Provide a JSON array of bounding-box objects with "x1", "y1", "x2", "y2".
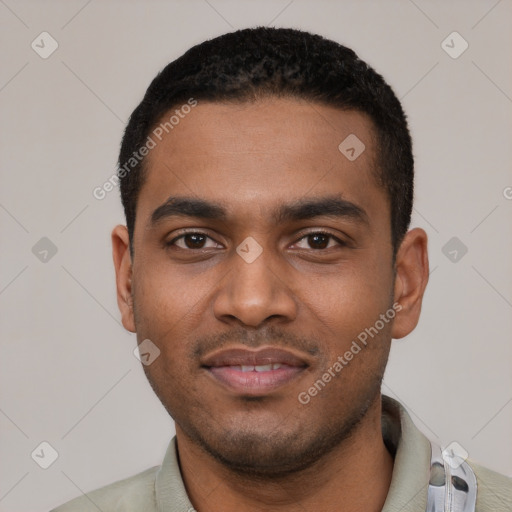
[{"x1": 176, "y1": 394, "x2": 394, "y2": 512}]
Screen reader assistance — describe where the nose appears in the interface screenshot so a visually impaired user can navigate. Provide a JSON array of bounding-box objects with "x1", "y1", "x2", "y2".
[{"x1": 212, "y1": 245, "x2": 298, "y2": 328}]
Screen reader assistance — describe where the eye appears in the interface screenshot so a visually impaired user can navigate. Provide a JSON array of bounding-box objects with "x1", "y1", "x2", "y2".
[
  {"x1": 167, "y1": 232, "x2": 222, "y2": 250},
  {"x1": 293, "y1": 231, "x2": 346, "y2": 250}
]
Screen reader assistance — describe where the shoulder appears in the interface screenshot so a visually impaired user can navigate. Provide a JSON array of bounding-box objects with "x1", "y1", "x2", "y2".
[
  {"x1": 467, "y1": 459, "x2": 512, "y2": 511},
  {"x1": 50, "y1": 465, "x2": 159, "y2": 512}
]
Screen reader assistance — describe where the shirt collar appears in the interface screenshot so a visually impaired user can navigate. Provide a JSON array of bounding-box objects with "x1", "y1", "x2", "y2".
[{"x1": 381, "y1": 394, "x2": 431, "y2": 511}]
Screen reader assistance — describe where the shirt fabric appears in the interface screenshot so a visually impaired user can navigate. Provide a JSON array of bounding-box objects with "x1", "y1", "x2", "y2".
[{"x1": 51, "y1": 395, "x2": 512, "y2": 511}]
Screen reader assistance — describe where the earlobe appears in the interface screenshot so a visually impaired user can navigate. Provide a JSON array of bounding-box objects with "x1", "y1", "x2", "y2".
[
  {"x1": 111, "y1": 225, "x2": 136, "y2": 333},
  {"x1": 391, "y1": 228, "x2": 429, "y2": 339}
]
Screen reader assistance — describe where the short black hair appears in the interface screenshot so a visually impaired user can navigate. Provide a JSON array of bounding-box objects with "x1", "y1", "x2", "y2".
[{"x1": 118, "y1": 27, "x2": 413, "y2": 256}]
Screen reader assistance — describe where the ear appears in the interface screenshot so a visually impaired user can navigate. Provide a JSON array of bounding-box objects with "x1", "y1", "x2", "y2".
[
  {"x1": 391, "y1": 228, "x2": 429, "y2": 339},
  {"x1": 112, "y1": 225, "x2": 136, "y2": 333}
]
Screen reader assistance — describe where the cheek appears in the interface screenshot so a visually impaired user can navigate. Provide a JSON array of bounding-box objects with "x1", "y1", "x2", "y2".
[
  {"x1": 301, "y1": 261, "x2": 393, "y2": 339},
  {"x1": 131, "y1": 272, "x2": 201, "y2": 381},
  {"x1": 134, "y1": 257, "x2": 213, "y2": 328}
]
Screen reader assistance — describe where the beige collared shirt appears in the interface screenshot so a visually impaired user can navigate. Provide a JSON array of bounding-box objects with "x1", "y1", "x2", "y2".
[{"x1": 51, "y1": 395, "x2": 512, "y2": 511}]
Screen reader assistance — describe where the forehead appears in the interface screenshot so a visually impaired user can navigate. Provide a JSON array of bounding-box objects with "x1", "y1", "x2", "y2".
[{"x1": 137, "y1": 98, "x2": 386, "y2": 225}]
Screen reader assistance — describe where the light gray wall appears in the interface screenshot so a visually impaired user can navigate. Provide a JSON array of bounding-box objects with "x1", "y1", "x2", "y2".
[{"x1": 1, "y1": 1, "x2": 511, "y2": 510}]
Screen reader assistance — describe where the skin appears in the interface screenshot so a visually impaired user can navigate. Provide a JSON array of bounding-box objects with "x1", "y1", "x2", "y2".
[{"x1": 112, "y1": 98, "x2": 429, "y2": 512}]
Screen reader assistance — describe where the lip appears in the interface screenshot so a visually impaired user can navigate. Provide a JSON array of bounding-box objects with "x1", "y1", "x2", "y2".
[
  {"x1": 202, "y1": 347, "x2": 309, "y2": 368},
  {"x1": 202, "y1": 347, "x2": 310, "y2": 395}
]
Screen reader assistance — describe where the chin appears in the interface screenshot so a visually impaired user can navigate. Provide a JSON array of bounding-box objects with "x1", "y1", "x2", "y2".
[
  {"x1": 183, "y1": 412, "x2": 359, "y2": 479},
  {"x1": 201, "y1": 429, "x2": 323, "y2": 477}
]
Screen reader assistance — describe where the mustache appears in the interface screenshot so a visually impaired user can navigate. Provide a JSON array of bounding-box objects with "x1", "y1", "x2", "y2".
[{"x1": 191, "y1": 324, "x2": 321, "y2": 360}]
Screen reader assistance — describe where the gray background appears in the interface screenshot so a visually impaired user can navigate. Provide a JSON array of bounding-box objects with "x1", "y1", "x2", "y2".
[{"x1": 0, "y1": 1, "x2": 511, "y2": 510}]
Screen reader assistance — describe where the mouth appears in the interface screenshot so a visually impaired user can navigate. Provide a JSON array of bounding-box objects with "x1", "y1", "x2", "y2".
[{"x1": 201, "y1": 347, "x2": 310, "y2": 395}]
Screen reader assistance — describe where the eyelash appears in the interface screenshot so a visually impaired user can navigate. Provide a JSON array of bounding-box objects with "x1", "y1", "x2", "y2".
[{"x1": 166, "y1": 230, "x2": 347, "y2": 251}]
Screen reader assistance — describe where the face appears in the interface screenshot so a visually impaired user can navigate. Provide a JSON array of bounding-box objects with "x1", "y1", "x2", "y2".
[{"x1": 112, "y1": 98, "x2": 428, "y2": 476}]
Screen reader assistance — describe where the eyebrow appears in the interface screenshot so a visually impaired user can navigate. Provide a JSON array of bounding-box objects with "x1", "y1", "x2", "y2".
[
  {"x1": 149, "y1": 195, "x2": 369, "y2": 227},
  {"x1": 274, "y1": 196, "x2": 369, "y2": 225},
  {"x1": 150, "y1": 196, "x2": 227, "y2": 225}
]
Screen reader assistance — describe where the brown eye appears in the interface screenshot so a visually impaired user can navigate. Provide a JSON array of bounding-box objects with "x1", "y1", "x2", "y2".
[
  {"x1": 167, "y1": 232, "x2": 222, "y2": 250},
  {"x1": 294, "y1": 232, "x2": 345, "y2": 250},
  {"x1": 182, "y1": 233, "x2": 207, "y2": 249},
  {"x1": 307, "y1": 233, "x2": 330, "y2": 249}
]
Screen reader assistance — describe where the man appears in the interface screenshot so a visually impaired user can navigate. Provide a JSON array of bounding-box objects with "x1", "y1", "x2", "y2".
[{"x1": 52, "y1": 27, "x2": 511, "y2": 511}]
